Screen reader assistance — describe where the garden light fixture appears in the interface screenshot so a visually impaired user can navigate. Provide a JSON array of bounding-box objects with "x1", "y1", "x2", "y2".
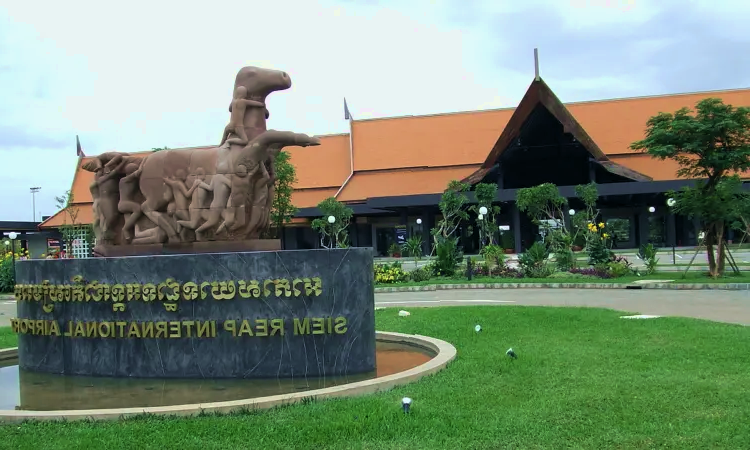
[
  {"x1": 416, "y1": 218, "x2": 422, "y2": 225},
  {"x1": 327, "y1": 215, "x2": 335, "y2": 224},
  {"x1": 648, "y1": 206, "x2": 656, "y2": 213},
  {"x1": 479, "y1": 206, "x2": 488, "y2": 216},
  {"x1": 568, "y1": 209, "x2": 575, "y2": 216},
  {"x1": 402, "y1": 397, "x2": 412, "y2": 413},
  {"x1": 475, "y1": 325, "x2": 482, "y2": 332},
  {"x1": 506, "y1": 348, "x2": 517, "y2": 359},
  {"x1": 667, "y1": 198, "x2": 676, "y2": 207}
]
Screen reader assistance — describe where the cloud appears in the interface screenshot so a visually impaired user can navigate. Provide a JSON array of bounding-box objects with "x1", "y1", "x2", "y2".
[{"x1": 0, "y1": 0, "x2": 747, "y2": 220}]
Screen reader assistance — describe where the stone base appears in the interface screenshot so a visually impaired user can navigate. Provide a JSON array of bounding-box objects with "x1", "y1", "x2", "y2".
[
  {"x1": 93, "y1": 239, "x2": 281, "y2": 257},
  {"x1": 14, "y1": 248, "x2": 375, "y2": 378}
]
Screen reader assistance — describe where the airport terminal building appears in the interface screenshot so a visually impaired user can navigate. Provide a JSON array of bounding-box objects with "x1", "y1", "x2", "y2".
[{"x1": 40, "y1": 77, "x2": 750, "y2": 256}]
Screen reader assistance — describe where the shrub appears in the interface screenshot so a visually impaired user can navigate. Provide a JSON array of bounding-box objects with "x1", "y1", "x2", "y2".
[
  {"x1": 374, "y1": 262, "x2": 409, "y2": 284},
  {"x1": 518, "y1": 241, "x2": 553, "y2": 278},
  {"x1": 480, "y1": 244, "x2": 505, "y2": 267},
  {"x1": 0, "y1": 252, "x2": 14, "y2": 293},
  {"x1": 569, "y1": 266, "x2": 612, "y2": 278},
  {"x1": 434, "y1": 237, "x2": 462, "y2": 277},
  {"x1": 638, "y1": 243, "x2": 659, "y2": 274},
  {"x1": 586, "y1": 221, "x2": 613, "y2": 266},
  {"x1": 500, "y1": 231, "x2": 514, "y2": 250},
  {"x1": 409, "y1": 267, "x2": 432, "y2": 282},
  {"x1": 608, "y1": 255, "x2": 637, "y2": 278}
]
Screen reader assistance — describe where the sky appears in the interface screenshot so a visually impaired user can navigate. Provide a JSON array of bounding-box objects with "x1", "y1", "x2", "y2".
[{"x1": 0, "y1": 0, "x2": 748, "y2": 221}]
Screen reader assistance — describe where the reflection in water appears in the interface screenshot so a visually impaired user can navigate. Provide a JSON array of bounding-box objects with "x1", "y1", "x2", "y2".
[{"x1": 0, "y1": 342, "x2": 433, "y2": 411}]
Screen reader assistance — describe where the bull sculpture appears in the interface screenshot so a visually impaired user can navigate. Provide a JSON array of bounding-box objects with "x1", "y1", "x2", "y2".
[{"x1": 82, "y1": 66, "x2": 320, "y2": 256}]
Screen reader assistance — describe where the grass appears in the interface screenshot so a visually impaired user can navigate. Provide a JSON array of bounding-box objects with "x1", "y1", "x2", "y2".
[
  {"x1": 0, "y1": 327, "x2": 15, "y2": 349},
  {"x1": 376, "y1": 271, "x2": 750, "y2": 288},
  {"x1": 1, "y1": 307, "x2": 749, "y2": 449}
]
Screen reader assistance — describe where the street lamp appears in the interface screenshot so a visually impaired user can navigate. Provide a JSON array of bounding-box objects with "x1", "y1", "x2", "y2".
[
  {"x1": 8, "y1": 232, "x2": 17, "y2": 284},
  {"x1": 479, "y1": 206, "x2": 488, "y2": 216},
  {"x1": 416, "y1": 218, "x2": 422, "y2": 225},
  {"x1": 568, "y1": 209, "x2": 575, "y2": 216},
  {"x1": 327, "y1": 215, "x2": 335, "y2": 224},
  {"x1": 648, "y1": 206, "x2": 656, "y2": 213},
  {"x1": 30, "y1": 187, "x2": 41, "y2": 222},
  {"x1": 667, "y1": 198, "x2": 676, "y2": 263}
]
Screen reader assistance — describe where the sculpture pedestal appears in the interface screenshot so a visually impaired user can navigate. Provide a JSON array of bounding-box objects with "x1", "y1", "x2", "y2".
[
  {"x1": 93, "y1": 239, "x2": 281, "y2": 257},
  {"x1": 13, "y1": 248, "x2": 375, "y2": 378}
]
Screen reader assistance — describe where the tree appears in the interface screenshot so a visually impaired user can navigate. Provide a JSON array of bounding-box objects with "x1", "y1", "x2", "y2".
[
  {"x1": 516, "y1": 183, "x2": 568, "y2": 234},
  {"x1": 468, "y1": 182, "x2": 500, "y2": 248},
  {"x1": 430, "y1": 180, "x2": 469, "y2": 275},
  {"x1": 151, "y1": 146, "x2": 170, "y2": 152},
  {"x1": 268, "y1": 150, "x2": 298, "y2": 238},
  {"x1": 54, "y1": 190, "x2": 94, "y2": 258},
  {"x1": 311, "y1": 197, "x2": 353, "y2": 249},
  {"x1": 630, "y1": 98, "x2": 750, "y2": 277},
  {"x1": 432, "y1": 180, "x2": 470, "y2": 245}
]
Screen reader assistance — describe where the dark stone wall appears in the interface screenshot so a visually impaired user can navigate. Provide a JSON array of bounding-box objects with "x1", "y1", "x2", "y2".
[{"x1": 14, "y1": 248, "x2": 375, "y2": 379}]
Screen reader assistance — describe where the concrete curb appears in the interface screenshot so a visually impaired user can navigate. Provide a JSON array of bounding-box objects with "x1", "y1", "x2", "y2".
[
  {"x1": 0, "y1": 331, "x2": 456, "y2": 423},
  {"x1": 375, "y1": 282, "x2": 750, "y2": 292}
]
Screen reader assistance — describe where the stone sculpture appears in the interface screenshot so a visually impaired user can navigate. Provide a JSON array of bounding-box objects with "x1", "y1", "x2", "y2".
[{"x1": 82, "y1": 66, "x2": 320, "y2": 256}]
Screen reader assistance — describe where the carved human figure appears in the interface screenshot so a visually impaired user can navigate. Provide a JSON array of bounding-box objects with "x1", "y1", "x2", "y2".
[
  {"x1": 220, "y1": 86, "x2": 266, "y2": 147},
  {"x1": 163, "y1": 169, "x2": 197, "y2": 222},
  {"x1": 216, "y1": 163, "x2": 265, "y2": 235},
  {"x1": 176, "y1": 168, "x2": 213, "y2": 232},
  {"x1": 131, "y1": 223, "x2": 167, "y2": 245},
  {"x1": 118, "y1": 162, "x2": 144, "y2": 241},
  {"x1": 82, "y1": 154, "x2": 129, "y2": 244},
  {"x1": 194, "y1": 163, "x2": 233, "y2": 239}
]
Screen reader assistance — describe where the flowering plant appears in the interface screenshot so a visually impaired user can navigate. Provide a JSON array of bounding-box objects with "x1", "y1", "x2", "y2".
[
  {"x1": 586, "y1": 221, "x2": 613, "y2": 266},
  {"x1": 374, "y1": 262, "x2": 409, "y2": 284}
]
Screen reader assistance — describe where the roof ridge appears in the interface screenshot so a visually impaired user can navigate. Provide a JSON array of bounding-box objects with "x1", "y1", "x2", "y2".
[{"x1": 351, "y1": 86, "x2": 750, "y2": 123}]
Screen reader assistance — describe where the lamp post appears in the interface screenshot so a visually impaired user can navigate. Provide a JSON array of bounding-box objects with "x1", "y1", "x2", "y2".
[
  {"x1": 30, "y1": 187, "x2": 41, "y2": 222},
  {"x1": 327, "y1": 215, "x2": 336, "y2": 249},
  {"x1": 667, "y1": 198, "x2": 676, "y2": 264},
  {"x1": 8, "y1": 232, "x2": 17, "y2": 284}
]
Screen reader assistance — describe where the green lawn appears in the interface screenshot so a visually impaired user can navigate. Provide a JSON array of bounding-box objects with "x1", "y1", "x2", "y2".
[
  {"x1": 377, "y1": 271, "x2": 750, "y2": 288},
  {"x1": 0, "y1": 327, "x2": 15, "y2": 349},
  {"x1": 2, "y1": 307, "x2": 750, "y2": 449}
]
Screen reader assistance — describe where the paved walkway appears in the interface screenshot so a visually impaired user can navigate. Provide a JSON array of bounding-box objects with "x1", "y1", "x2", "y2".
[
  {"x1": 2, "y1": 289, "x2": 748, "y2": 327},
  {"x1": 375, "y1": 289, "x2": 750, "y2": 326}
]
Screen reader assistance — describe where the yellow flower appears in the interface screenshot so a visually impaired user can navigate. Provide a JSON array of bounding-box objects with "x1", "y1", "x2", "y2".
[
  {"x1": 602, "y1": 233, "x2": 609, "y2": 238},
  {"x1": 598, "y1": 222, "x2": 605, "y2": 228}
]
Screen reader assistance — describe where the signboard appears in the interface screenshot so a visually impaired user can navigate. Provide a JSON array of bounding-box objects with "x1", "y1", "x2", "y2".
[
  {"x1": 395, "y1": 225, "x2": 407, "y2": 245},
  {"x1": 47, "y1": 238, "x2": 61, "y2": 249}
]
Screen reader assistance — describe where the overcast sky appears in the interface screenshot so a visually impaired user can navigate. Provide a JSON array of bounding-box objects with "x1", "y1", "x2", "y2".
[{"x1": 1, "y1": 0, "x2": 748, "y2": 221}]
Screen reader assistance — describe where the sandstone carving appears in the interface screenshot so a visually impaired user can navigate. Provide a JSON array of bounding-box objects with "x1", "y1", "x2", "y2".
[{"x1": 80, "y1": 66, "x2": 319, "y2": 256}]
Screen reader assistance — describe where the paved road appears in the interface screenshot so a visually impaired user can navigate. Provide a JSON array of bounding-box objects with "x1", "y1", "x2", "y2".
[
  {"x1": 374, "y1": 289, "x2": 750, "y2": 326},
  {"x1": 2, "y1": 289, "x2": 748, "y2": 328}
]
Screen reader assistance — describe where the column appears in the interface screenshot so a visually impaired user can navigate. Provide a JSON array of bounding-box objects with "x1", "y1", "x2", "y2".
[
  {"x1": 511, "y1": 202, "x2": 522, "y2": 254},
  {"x1": 399, "y1": 209, "x2": 409, "y2": 238},
  {"x1": 371, "y1": 225, "x2": 378, "y2": 256},
  {"x1": 423, "y1": 209, "x2": 434, "y2": 256},
  {"x1": 350, "y1": 223, "x2": 359, "y2": 247},
  {"x1": 637, "y1": 213, "x2": 650, "y2": 248},
  {"x1": 666, "y1": 212, "x2": 676, "y2": 247}
]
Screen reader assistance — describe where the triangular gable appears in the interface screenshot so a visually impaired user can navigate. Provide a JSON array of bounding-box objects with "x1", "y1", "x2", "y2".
[{"x1": 463, "y1": 78, "x2": 652, "y2": 184}]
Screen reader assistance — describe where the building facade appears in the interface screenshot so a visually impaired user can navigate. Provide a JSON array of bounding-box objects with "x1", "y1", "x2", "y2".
[{"x1": 40, "y1": 77, "x2": 750, "y2": 256}]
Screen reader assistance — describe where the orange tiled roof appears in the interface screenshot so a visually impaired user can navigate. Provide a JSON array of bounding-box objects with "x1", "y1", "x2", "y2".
[
  {"x1": 337, "y1": 166, "x2": 480, "y2": 203},
  {"x1": 39, "y1": 204, "x2": 94, "y2": 229},
  {"x1": 42, "y1": 84, "x2": 750, "y2": 226},
  {"x1": 287, "y1": 134, "x2": 350, "y2": 189},
  {"x1": 292, "y1": 188, "x2": 340, "y2": 209}
]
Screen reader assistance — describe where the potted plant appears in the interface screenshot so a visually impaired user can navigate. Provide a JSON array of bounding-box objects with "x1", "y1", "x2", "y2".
[
  {"x1": 501, "y1": 231, "x2": 515, "y2": 254},
  {"x1": 388, "y1": 243, "x2": 401, "y2": 258}
]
